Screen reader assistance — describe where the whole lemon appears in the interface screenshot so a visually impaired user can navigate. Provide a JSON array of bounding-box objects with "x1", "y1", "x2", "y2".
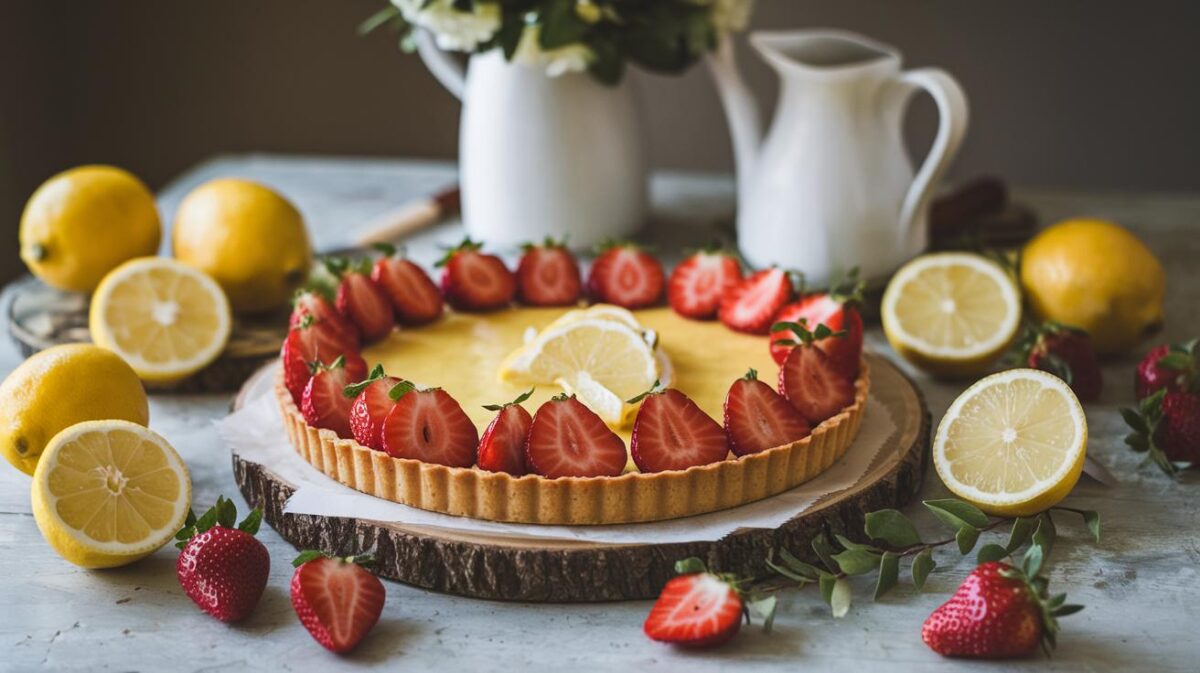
[
  {"x1": 0, "y1": 344, "x2": 150, "y2": 475},
  {"x1": 19, "y1": 165, "x2": 161, "y2": 293},
  {"x1": 1020, "y1": 218, "x2": 1165, "y2": 356},
  {"x1": 172, "y1": 178, "x2": 312, "y2": 314}
]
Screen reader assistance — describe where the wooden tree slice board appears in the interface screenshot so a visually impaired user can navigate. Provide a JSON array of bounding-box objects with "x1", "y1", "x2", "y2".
[
  {"x1": 1, "y1": 274, "x2": 287, "y2": 393},
  {"x1": 231, "y1": 353, "x2": 929, "y2": 603}
]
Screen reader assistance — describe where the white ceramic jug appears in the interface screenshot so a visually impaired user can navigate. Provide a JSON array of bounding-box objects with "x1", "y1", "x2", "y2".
[
  {"x1": 416, "y1": 33, "x2": 648, "y2": 250},
  {"x1": 708, "y1": 29, "x2": 968, "y2": 286}
]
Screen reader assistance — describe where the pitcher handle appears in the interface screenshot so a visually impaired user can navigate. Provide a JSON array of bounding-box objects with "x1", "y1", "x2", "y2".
[
  {"x1": 415, "y1": 29, "x2": 466, "y2": 100},
  {"x1": 896, "y1": 68, "x2": 969, "y2": 251}
]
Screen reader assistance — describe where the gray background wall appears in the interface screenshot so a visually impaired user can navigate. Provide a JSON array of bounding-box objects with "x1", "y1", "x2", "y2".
[{"x1": 2, "y1": 0, "x2": 1198, "y2": 283}]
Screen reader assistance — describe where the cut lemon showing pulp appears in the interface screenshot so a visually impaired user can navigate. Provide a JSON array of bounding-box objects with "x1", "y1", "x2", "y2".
[
  {"x1": 882, "y1": 252, "x2": 1021, "y2": 377},
  {"x1": 933, "y1": 369, "x2": 1087, "y2": 517},
  {"x1": 31, "y1": 420, "x2": 192, "y2": 568},
  {"x1": 90, "y1": 257, "x2": 232, "y2": 384},
  {"x1": 499, "y1": 317, "x2": 658, "y2": 427}
]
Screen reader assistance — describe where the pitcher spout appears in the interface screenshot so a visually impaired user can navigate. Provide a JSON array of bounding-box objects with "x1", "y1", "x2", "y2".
[{"x1": 707, "y1": 34, "x2": 762, "y2": 205}]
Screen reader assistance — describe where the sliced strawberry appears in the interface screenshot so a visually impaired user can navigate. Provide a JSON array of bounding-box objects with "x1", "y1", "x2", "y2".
[
  {"x1": 477, "y1": 390, "x2": 535, "y2": 475},
  {"x1": 329, "y1": 261, "x2": 395, "y2": 343},
  {"x1": 667, "y1": 250, "x2": 742, "y2": 320},
  {"x1": 643, "y1": 572, "x2": 743, "y2": 648},
  {"x1": 290, "y1": 552, "x2": 385, "y2": 654},
  {"x1": 346, "y1": 365, "x2": 401, "y2": 451},
  {"x1": 768, "y1": 272, "x2": 865, "y2": 375},
  {"x1": 370, "y1": 244, "x2": 444, "y2": 325},
  {"x1": 775, "y1": 322, "x2": 856, "y2": 426},
  {"x1": 723, "y1": 369, "x2": 810, "y2": 456},
  {"x1": 437, "y1": 238, "x2": 516, "y2": 312},
  {"x1": 516, "y1": 239, "x2": 582, "y2": 307},
  {"x1": 525, "y1": 395, "x2": 627, "y2": 478},
  {"x1": 718, "y1": 268, "x2": 793, "y2": 335},
  {"x1": 301, "y1": 355, "x2": 369, "y2": 439},
  {"x1": 586, "y1": 242, "x2": 665, "y2": 309},
  {"x1": 380, "y1": 384, "x2": 479, "y2": 467},
  {"x1": 630, "y1": 388, "x2": 729, "y2": 472},
  {"x1": 290, "y1": 290, "x2": 359, "y2": 345},
  {"x1": 280, "y1": 320, "x2": 359, "y2": 404}
]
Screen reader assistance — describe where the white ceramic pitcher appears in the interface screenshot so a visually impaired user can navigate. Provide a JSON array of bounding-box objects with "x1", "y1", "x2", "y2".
[
  {"x1": 416, "y1": 32, "x2": 648, "y2": 250},
  {"x1": 708, "y1": 29, "x2": 968, "y2": 286}
]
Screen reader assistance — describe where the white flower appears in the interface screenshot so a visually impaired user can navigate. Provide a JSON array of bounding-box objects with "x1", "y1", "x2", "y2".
[
  {"x1": 391, "y1": 0, "x2": 501, "y2": 52},
  {"x1": 711, "y1": 0, "x2": 755, "y2": 33},
  {"x1": 514, "y1": 26, "x2": 594, "y2": 77}
]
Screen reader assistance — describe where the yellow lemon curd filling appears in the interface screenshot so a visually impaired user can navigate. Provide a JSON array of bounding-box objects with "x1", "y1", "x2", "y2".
[{"x1": 362, "y1": 307, "x2": 777, "y2": 467}]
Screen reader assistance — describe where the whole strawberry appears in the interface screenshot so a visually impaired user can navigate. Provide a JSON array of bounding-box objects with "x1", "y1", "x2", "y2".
[
  {"x1": 1010, "y1": 321, "x2": 1102, "y2": 401},
  {"x1": 175, "y1": 496, "x2": 270, "y2": 623},
  {"x1": 1123, "y1": 339, "x2": 1200, "y2": 476},
  {"x1": 291, "y1": 551, "x2": 386, "y2": 653},
  {"x1": 1135, "y1": 339, "x2": 1197, "y2": 400},
  {"x1": 922, "y1": 559, "x2": 1081, "y2": 659}
]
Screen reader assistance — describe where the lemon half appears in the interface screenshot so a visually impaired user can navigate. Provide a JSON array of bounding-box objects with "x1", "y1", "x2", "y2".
[
  {"x1": 882, "y1": 252, "x2": 1021, "y2": 377},
  {"x1": 90, "y1": 257, "x2": 232, "y2": 384},
  {"x1": 933, "y1": 368, "x2": 1087, "y2": 516},
  {"x1": 32, "y1": 420, "x2": 192, "y2": 568}
]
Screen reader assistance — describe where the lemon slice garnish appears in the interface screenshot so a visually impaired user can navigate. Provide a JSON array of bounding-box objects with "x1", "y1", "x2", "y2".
[
  {"x1": 89, "y1": 257, "x2": 232, "y2": 384},
  {"x1": 882, "y1": 252, "x2": 1021, "y2": 376},
  {"x1": 31, "y1": 420, "x2": 192, "y2": 568},
  {"x1": 499, "y1": 316, "x2": 658, "y2": 427},
  {"x1": 933, "y1": 368, "x2": 1087, "y2": 516}
]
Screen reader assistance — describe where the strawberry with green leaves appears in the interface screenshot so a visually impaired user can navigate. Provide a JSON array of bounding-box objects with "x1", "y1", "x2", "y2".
[
  {"x1": 291, "y1": 551, "x2": 385, "y2": 654},
  {"x1": 477, "y1": 389, "x2": 535, "y2": 475},
  {"x1": 437, "y1": 238, "x2": 516, "y2": 312},
  {"x1": 644, "y1": 558, "x2": 775, "y2": 649},
  {"x1": 1010, "y1": 321, "x2": 1102, "y2": 402},
  {"x1": 325, "y1": 258, "x2": 395, "y2": 343},
  {"x1": 516, "y1": 238, "x2": 582, "y2": 307},
  {"x1": 1136, "y1": 339, "x2": 1198, "y2": 400},
  {"x1": 768, "y1": 270, "x2": 864, "y2": 376},
  {"x1": 586, "y1": 241, "x2": 665, "y2": 309},
  {"x1": 302, "y1": 355, "x2": 369, "y2": 439},
  {"x1": 380, "y1": 380, "x2": 479, "y2": 467},
  {"x1": 773, "y1": 320, "x2": 856, "y2": 426},
  {"x1": 175, "y1": 496, "x2": 269, "y2": 623},
  {"x1": 345, "y1": 365, "x2": 402, "y2": 451},
  {"x1": 629, "y1": 384, "x2": 729, "y2": 473},
  {"x1": 922, "y1": 551, "x2": 1082, "y2": 659},
  {"x1": 370, "y1": 243, "x2": 444, "y2": 325}
]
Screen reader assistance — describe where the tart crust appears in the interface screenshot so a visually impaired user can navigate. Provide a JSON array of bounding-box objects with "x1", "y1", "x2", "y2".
[{"x1": 274, "y1": 361, "x2": 870, "y2": 525}]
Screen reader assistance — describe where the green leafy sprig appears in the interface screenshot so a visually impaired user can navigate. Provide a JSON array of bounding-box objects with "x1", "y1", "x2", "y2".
[
  {"x1": 175, "y1": 496, "x2": 263, "y2": 549},
  {"x1": 745, "y1": 499, "x2": 1098, "y2": 620}
]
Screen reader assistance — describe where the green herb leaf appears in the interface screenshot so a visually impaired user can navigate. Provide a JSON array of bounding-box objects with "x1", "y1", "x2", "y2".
[
  {"x1": 911, "y1": 548, "x2": 935, "y2": 590},
  {"x1": 873, "y1": 552, "x2": 899, "y2": 600},
  {"x1": 1033, "y1": 512, "x2": 1057, "y2": 555},
  {"x1": 747, "y1": 595, "x2": 778, "y2": 633},
  {"x1": 674, "y1": 557, "x2": 707, "y2": 575},
  {"x1": 834, "y1": 534, "x2": 880, "y2": 553},
  {"x1": 778, "y1": 548, "x2": 822, "y2": 580},
  {"x1": 976, "y1": 543, "x2": 1008, "y2": 564},
  {"x1": 864, "y1": 509, "x2": 922, "y2": 548},
  {"x1": 293, "y1": 550, "x2": 325, "y2": 567},
  {"x1": 830, "y1": 578, "x2": 852, "y2": 618},
  {"x1": 237, "y1": 508, "x2": 263, "y2": 535},
  {"x1": 1024, "y1": 543, "x2": 1045, "y2": 577},
  {"x1": 923, "y1": 499, "x2": 989, "y2": 529},
  {"x1": 819, "y1": 573, "x2": 836, "y2": 605},
  {"x1": 1120, "y1": 407, "x2": 1148, "y2": 434},
  {"x1": 1006, "y1": 516, "x2": 1037, "y2": 553},
  {"x1": 765, "y1": 555, "x2": 813, "y2": 583},
  {"x1": 955, "y1": 525, "x2": 980, "y2": 555},
  {"x1": 812, "y1": 532, "x2": 840, "y2": 574},
  {"x1": 1083, "y1": 510, "x2": 1101, "y2": 543},
  {"x1": 832, "y1": 548, "x2": 882, "y2": 576}
]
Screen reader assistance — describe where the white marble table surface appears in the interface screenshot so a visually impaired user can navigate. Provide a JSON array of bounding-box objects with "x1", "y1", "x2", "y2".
[{"x1": 2, "y1": 154, "x2": 1198, "y2": 672}]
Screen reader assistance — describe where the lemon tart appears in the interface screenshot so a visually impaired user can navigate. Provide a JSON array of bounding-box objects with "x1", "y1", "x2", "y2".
[{"x1": 274, "y1": 304, "x2": 869, "y2": 525}]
